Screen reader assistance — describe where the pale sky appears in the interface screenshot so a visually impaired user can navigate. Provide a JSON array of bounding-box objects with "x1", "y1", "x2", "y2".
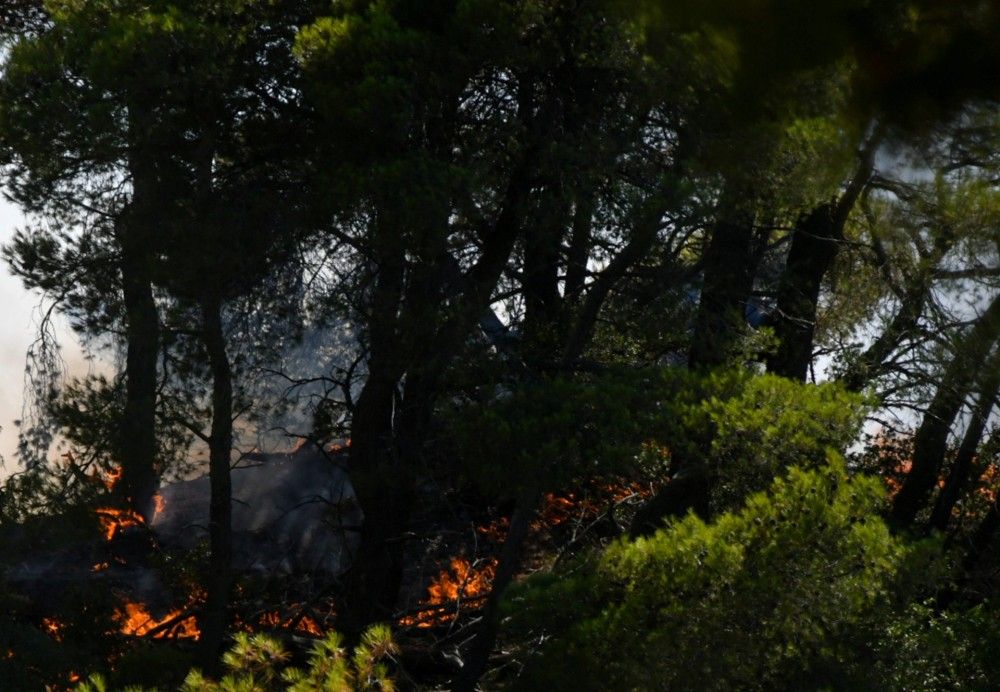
[
  {"x1": 0, "y1": 197, "x2": 98, "y2": 475},
  {"x1": 0, "y1": 196, "x2": 34, "y2": 471}
]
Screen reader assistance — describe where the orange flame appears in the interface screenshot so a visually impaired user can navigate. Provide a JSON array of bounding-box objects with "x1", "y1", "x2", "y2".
[
  {"x1": 103, "y1": 466, "x2": 124, "y2": 492},
  {"x1": 115, "y1": 601, "x2": 200, "y2": 640},
  {"x1": 152, "y1": 493, "x2": 166, "y2": 515},
  {"x1": 95, "y1": 507, "x2": 145, "y2": 541},
  {"x1": 400, "y1": 557, "x2": 498, "y2": 629},
  {"x1": 41, "y1": 617, "x2": 64, "y2": 641},
  {"x1": 257, "y1": 611, "x2": 323, "y2": 637}
]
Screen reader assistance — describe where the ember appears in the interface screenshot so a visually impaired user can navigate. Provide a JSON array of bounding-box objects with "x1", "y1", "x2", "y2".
[
  {"x1": 400, "y1": 556, "x2": 498, "y2": 629},
  {"x1": 257, "y1": 611, "x2": 324, "y2": 637},
  {"x1": 102, "y1": 466, "x2": 124, "y2": 492},
  {"x1": 115, "y1": 600, "x2": 200, "y2": 640},
  {"x1": 41, "y1": 617, "x2": 64, "y2": 641}
]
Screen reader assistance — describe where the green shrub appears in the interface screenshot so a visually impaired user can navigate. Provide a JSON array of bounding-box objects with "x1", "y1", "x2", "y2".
[
  {"x1": 506, "y1": 458, "x2": 908, "y2": 691},
  {"x1": 75, "y1": 624, "x2": 397, "y2": 692}
]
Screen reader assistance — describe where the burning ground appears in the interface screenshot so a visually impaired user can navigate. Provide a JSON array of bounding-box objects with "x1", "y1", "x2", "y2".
[{"x1": 0, "y1": 449, "x2": 656, "y2": 689}]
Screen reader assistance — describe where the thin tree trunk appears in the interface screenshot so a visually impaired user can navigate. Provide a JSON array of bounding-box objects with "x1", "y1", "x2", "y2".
[
  {"x1": 892, "y1": 293, "x2": 1000, "y2": 526},
  {"x1": 564, "y1": 189, "x2": 595, "y2": 303},
  {"x1": 840, "y1": 221, "x2": 955, "y2": 393},
  {"x1": 562, "y1": 194, "x2": 667, "y2": 364},
  {"x1": 452, "y1": 486, "x2": 539, "y2": 692},
  {"x1": 198, "y1": 296, "x2": 234, "y2": 671},
  {"x1": 928, "y1": 363, "x2": 1000, "y2": 532}
]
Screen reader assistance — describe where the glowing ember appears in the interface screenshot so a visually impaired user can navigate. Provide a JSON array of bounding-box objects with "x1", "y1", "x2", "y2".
[
  {"x1": 95, "y1": 507, "x2": 145, "y2": 541},
  {"x1": 91, "y1": 562, "x2": 110, "y2": 572},
  {"x1": 152, "y1": 493, "x2": 166, "y2": 515},
  {"x1": 115, "y1": 601, "x2": 200, "y2": 640},
  {"x1": 257, "y1": 611, "x2": 324, "y2": 637},
  {"x1": 400, "y1": 557, "x2": 498, "y2": 629},
  {"x1": 41, "y1": 617, "x2": 64, "y2": 641},
  {"x1": 103, "y1": 466, "x2": 124, "y2": 492}
]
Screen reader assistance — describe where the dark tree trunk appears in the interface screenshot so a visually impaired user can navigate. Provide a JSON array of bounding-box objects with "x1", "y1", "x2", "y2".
[
  {"x1": 522, "y1": 186, "x2": 567, "y2": 363},
  {"x1": 688, "y1": 211, "x2": 755, "y2": 370},
  {"x1": 339, "y1": 369, "x2": 411, "y2": 636},
  {"x1": 629, "y1": 463, "x2": 712, "y2": 537},
  {"x1": 198, "y1": 296, "x2": 234, "y2": 671},
  {"x1": 892, "y1": 293, "x2": 1000, "y2": 526},
  {"x1": 767, "y1": 139, "x2": 876, "y2": 380},
  {"x1": 928, "y1": 363, "x2": 1000, "y2": 532},
  {"x1": 562, "y1": 195, "x2": 667, "y2": 364},
  {"x1": 117, "y1": 168, "x2": 160, "y2": 517},
  {"x1": 340, "y1": 242, "x2": 408, "y2": 636},
  {"x1": 766, "y1": 203, "x2": 840, "y2": 380},
  {"x1": 564, "y1": 189, "x2": 595, "y2": 303}
]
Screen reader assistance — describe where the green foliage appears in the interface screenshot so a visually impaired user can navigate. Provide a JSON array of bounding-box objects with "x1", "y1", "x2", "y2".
[
  {"x1": 874, "y1": 600, "x2": 1000, "y2": 691},
  {"x1": 506, "y1": 459, "x2": 911, "y2": 691},
  {"x1": 76, "y1": 625, "x2": 397, "y2": 692},
  {"x1": 452, "y1": 369, "x2": 866, "y2": 510},
  {"x1": 178, "y1": 626, "x2": 398, "y2": 692}
]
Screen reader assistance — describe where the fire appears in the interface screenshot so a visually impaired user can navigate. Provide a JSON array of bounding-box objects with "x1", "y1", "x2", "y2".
[
  {"x1": 152, "y1": 493, "x2": 166, "y2": 515},
  {"x1": 115, "y1": 601, "x2": 200, "y2": 640},
  {"x1": 95, "y1": 507, "x2": 145, "y2": 541},
  {"x1": 103, "y1": 466, "x2": 124, "y2": 492},
  {"x1": 41, "y1": 617, "x2": 64, "y2": 641},
  {"x1": 400, "y1": 557, "x2": 498, "y2": 629},
  {"x1": 257, "y1": 611, "x2": 324, "y2": 637}
]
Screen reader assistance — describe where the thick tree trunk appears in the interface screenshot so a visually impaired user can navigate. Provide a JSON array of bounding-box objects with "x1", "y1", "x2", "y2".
[
  {"x1": 340, "y1": 239, "x2": 408, "y2": 636},
  {"x1": 767, "y1": 139, "x2": 876, "y2": 380},
  {"x1": 892, "y1": 293, "x2": 1000, "y2": 526},
  {"x1": 522, "y1": 186, "x2": 567, "y2": 363},
  {"x1": 688, "y1": 210, "x2": 755, "y2": 370},
  {"x1": 117, "y1": 211, "x2": 160, "y2": 517},
  {"x1": 339, "y1": 367, "x2": 411, "y2": 637},
  {"x1": 928, "y1": 362, "x2": 1000, "y2": 532},
  {"x1": 766, "y1": 203, "x2": 841, "y2": 380},
  {"x1": 198, "y1": 296, "x2": 234, "y2": 671}
]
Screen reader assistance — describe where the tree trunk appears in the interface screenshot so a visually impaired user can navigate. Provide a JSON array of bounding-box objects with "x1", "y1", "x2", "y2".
[
  {"x1": 840, "y1": 278, "x2": 934, "y2": 392},
  {"x1": 892, "y1": 293, "x2": 1000, "y2": 526},
  {"x1": 766, "y1": 203, "x2": 841, "y2": 380},
  {"x1": 522, "y1": 184, "x2": 567, "y2": 364},
  {"x1": 564, "y1": 189, "x2": 595, "y2": 303},
  {"x1": 688, "y1": 209, "x2": 755, "y2": 370},
  {"x1": 198, "y1": 296, "x2": 234, "y2": 671},
  {"x1": 841, "y1": 221, "x2": 955, "y2": 392},
  {"x1": 452, "y1": 486, "x2": 539, "y2": 692},
  {"x1": 117, "y1": 209, "x2": 160, "y2": 518},
  {"x1": 339, "y1": 367, "x2": 411, "y2": 637},
  {"x1": 767, "y1": 138, "x2": 877, "y2": 380}
]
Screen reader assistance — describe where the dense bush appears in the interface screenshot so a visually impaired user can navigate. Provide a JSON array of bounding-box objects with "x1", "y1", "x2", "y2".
[
  {"x1": 453, "y1": 369, "x2": 866, "y2": 512},
  {"x1": 505, "y1": 459, "x2": 914, "y2": 691}
]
